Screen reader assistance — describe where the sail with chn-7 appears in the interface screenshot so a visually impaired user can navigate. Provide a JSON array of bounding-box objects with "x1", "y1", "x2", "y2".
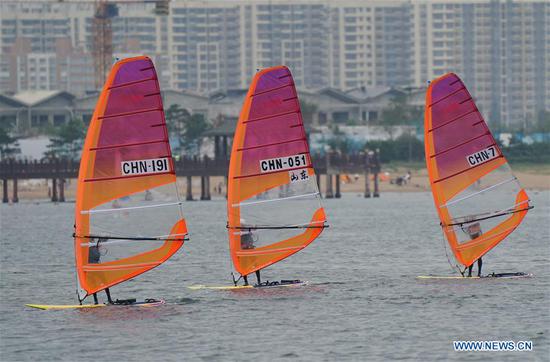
[{"x1": 422, "y1": 73, "x2": 532, "y2": 279}]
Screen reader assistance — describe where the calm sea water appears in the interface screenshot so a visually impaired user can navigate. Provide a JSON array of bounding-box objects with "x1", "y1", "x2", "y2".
[{"x1": 1, "y1": 191, "x2": 549, "y2": 361}]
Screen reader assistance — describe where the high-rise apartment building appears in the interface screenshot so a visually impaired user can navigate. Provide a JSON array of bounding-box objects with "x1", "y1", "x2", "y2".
[
  {"x1": 411, "y1": 0, "x2": 549, "y2": 128},
  {"x1": 1, "y1": 0, "x2": 548, "y2": 128}
]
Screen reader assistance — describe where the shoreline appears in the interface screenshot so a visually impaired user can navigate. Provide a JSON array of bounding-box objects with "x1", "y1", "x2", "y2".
[
  {"x1": 2, "y1": 166, "x2": 548, "y2": 202},
  {"x1": 334, "y1": 167, "x2": 549, "y2": 193}
]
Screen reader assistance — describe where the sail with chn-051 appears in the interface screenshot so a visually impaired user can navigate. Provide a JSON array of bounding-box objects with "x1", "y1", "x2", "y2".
[{"x1": 190, "y1": 66, "x2": 328, "y2": 291}]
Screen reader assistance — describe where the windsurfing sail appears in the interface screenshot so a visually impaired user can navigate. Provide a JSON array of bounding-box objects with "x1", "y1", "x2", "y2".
[
  {"x1": 227, "y1": 66, "x2": 327, "y2": 276},
  {"x1": 74, "y1": 56, "x2": 187, "y2": 302},
  {"x1": 425, "y1": 73, "x2": 532, "y2": 269}
]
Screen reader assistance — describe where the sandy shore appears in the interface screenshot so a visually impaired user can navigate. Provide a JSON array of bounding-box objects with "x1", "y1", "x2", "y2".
[
  {"x1": 332, "y1": 167, "x2": 550, "y2": 194},
  {"x1": 3, "y1": 165, "x2": 548, "y2": 202}
]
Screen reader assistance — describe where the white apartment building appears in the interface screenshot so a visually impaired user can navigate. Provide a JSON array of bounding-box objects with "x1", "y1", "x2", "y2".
[
  {"x1": 411, "y1": 0, "x2": 549, "y2": 128},
  {"x1": 0, "y1": 0, "x2": 548, "y2": 128}
]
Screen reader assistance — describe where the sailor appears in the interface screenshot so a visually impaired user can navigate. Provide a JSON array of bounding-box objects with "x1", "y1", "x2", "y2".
[
  {"x1": 242, "y1": 270, "x2": 262, "y2": 286},
  {"x1": 239, "y1": 219, "x2": 261, "y2": 285},
  {"x1": 466, "y1": 222, "x2": 483, "y2": 277},
  {"x1": 240, "y1": 230, "x2": 255, "y2": 250},
  {"x1": 88, "y1": 237, "x2": 107, "y2": 264},
  {"x1": 88, "y1": 238, "x2": 114, "y2": 304},
  {"x1": 88, "y1": 240, "x2": 101, "y2": 264}
]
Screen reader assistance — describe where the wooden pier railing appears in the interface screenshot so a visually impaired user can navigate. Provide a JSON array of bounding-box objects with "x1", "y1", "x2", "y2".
[{"x1": 0, "y1": 152, "x2": 381, "y2": 202}]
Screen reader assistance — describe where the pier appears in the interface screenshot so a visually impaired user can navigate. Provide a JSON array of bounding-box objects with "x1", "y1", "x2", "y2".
[{"x1": 0, "y1": 152, "x2": 381, "y2": 202}]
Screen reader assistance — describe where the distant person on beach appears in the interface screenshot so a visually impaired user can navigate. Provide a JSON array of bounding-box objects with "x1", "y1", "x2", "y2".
[
  {"x1": 392, "y1": 171, "x2": 411, "y2": 186},
  {"x1": 144, "y1": 190, "x2": 153, "y2": 201},
  {"x1": 466, "y1": 222, "x2": 483, "y2": 277},
  {"x1": 404, "y1": 171, "x2": 411, "y2": 184}
]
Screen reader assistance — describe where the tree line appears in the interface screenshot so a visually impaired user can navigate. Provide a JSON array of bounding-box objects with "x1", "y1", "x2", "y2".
[
  {"x1": 1, "y1": 99, "x2": 548, "y2": 164},
  {"x1": 0, "y1": 104, "x2": 211, "y2": 161}
]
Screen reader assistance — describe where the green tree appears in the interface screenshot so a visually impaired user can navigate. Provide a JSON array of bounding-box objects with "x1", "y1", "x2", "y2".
[
  {"x1": 44, "y1": 118, "x2": 85, "y2": 160},
  {"x1": 504, "y1": 142, "x2": 550, "y2": 164},
  {"x1": 365, "y1": 135, "x2": 424, "y2": 163},
  {"x1": 165, "y1": 104, "x2": 212, "y2": 155},
  {"x1": 0, "y1": 123, "x2": 20, "y2": 160},
  {"x1": 165, "y1": 104, "x2": 190, "y2": 138},
  {"x1": 379, "y1": 94, "x2": 422, "y2": 139},
  {"x1": 536, "y1": 110, "x2": 550, "y2": 133},
  {"x1": 182, "y1": 113, "x2": 211, "y2": 155},
  {"x1": 325, "y1": 125, "x2": 354, "y2": 154},
  {"x1": 299, "y1": 99, "x2": 318, "y2": 125}
]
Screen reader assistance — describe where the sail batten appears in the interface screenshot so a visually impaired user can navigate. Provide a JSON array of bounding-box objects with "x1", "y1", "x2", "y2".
[
  {"x1": 251, "y1": 83, "x2": 293, "y2": 97},
  {"x1": 427, "y1": 109, "x2": 478, "y2": 132},
  {"x1": 82, "y1": 201, "x2": 183, "y2": 214},
  {"x1": 430, "y1": 131, "x2": 491, "y2": 158},
  {"x1": 433, "y1": 154, "x2": 504, "y2": 183},
  {"x1": 84, "y1": 170, "x2": 174, "y2": 183},
  {"x1": 425, "y1": 73, "x2": 531, "y2": 268},
  {"x1": 108, "y1": 76, "x2": 156, "y2": 90},
  {"x1": 90, "y1": 138, "x2": 168, "y2": 151},
  {"x1": 233, "y1": 165, "x2": 314, "y2": 180},
  {"x1": 99, "y1": 107, "x2": 162, "y2": 120},
  {"x1": 237, "y1": 137, "x2": 307, "y2": 151},
  {"x1": 244, "y1": 110, "x2": 299, "y2": 124},
  {"x1": 232, "y1": 192, "x2": 320, "y2": 207},
  {"x1": 74, "y1": 56, "x2": 187, "y2": 300},
  {"x1": 441, "y1": 177, "x2": 517, "y2": 207},
  {"x1": 428, "y1": 86, "x2": 466, "y2": 107},
  {"x1": 227, "y1": 66, "x2": 327, "y2": 276}
]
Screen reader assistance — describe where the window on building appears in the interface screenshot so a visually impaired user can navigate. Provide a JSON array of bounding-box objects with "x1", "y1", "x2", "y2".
[
  {"x1": 53, "y1": 114, "x2": 66, "y2": 126},
  {"x1": 368, "y1": 111, "x2": 378, "y2": 121},
  {"x1": 333, "y1": 112, "x2": 349, "y2": 123},
  {"x1": 318, "y1": 112, "x2": 327, "y2": 125}
]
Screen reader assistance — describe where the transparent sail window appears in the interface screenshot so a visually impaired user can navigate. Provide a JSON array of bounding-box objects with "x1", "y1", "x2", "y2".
[
  {"x1": 444, "y1": 163, "x2": 526, "y2": 244},
  {"x1": 232, "y1": 177, "x2": 324, "y2": 248}
]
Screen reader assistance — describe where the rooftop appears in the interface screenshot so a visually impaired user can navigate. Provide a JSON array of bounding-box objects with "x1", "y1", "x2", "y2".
[{"x1": 12, "y1": 90, "x2": 73, "y2": 106}]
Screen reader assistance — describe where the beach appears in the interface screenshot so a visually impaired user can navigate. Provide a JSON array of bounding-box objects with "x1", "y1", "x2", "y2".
[{"x1": 6, "y1": 163, "x2": 549, "y2": 202}]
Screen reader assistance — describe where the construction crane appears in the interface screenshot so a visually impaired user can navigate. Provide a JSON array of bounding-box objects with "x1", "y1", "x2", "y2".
[
  {"x1": 91, "y1": 0, "x2": 170, "y2": 88},
  {"x1": 92, "y1": 2, "x2": 117, "y2": 89},
  {"x1": 8, "y1": 0, "x2": 170, "y2": 89}
]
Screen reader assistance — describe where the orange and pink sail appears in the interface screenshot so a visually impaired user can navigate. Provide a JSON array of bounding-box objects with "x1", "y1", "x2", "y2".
[
  {"x1": 74, "y1": 56, "x2": 187, "y2": 302},
  {"x1": 425, "y1": 73, "x2": 531, "y2": 269},
  {"x1": 227, "y1": 66, "x2": 327, "y2": 277}
]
